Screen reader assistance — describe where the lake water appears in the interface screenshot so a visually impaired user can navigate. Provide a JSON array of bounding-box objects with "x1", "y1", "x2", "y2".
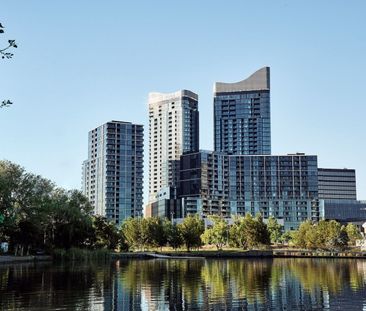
[{"x1": 0, "y1": 258, "x2": 366, "y2": 310}]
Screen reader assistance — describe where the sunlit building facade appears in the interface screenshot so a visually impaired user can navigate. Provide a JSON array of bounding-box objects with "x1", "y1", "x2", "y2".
[
  {"x1": 148, "y1": 90, "x2": 199, "y2": 203},
  {"x1": 82, "y1": 120, "x2": 144, "y2": 225}
]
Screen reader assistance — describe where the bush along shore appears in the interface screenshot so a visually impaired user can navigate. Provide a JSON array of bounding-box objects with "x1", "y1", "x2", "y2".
[{"x1": 1, "y1": 160, "x2": 365, "y2": 262}]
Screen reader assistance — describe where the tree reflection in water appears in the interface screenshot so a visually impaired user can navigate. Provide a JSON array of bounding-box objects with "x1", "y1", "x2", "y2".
[{"x1": 0, "y1": 258, "x2": 366, "y2": 310}]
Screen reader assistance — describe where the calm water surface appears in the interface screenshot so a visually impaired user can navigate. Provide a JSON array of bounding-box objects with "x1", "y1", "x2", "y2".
[{"x1": 0, "y1": 258, "x2": 366, "y2": 310}]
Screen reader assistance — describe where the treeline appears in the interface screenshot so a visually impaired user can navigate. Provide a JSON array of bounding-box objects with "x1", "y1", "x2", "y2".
[
  {"x1": 121, "y1": 214, "x2": 270, "y2": 251},
  {"x1": 0, "y1": 161, "x2": 124, "y2": 255},
  {"x1": 120, "y1": 214, "x2": 362, "y2": 251},
  {"x1": 291, "y1": 220, "x2": 361, "y2": 250}
]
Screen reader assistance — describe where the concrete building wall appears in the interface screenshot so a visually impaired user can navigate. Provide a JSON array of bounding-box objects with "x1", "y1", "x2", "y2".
[{"x1": 148, "y1": 90, "x2": 199, "y2": 202}]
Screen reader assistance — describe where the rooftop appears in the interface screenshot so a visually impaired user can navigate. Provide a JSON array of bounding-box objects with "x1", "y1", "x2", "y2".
[{"x1": 214, "y1": 67, "x2": 270, "y2": 94}]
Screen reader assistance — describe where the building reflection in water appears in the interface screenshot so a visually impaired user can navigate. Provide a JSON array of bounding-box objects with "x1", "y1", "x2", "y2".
[
  {"x1": 110, "y1": 258, "x2": 366, "y2": 310},
  {"x1": 0, "y1": 258, "x2": 365, "y2": 310}
]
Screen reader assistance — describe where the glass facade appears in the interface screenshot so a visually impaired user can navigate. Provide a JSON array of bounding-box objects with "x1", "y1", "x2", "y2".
[
  {"x1": 180, "y1": 151, "x2": 319, "y2": 230},
  {"x1": 318, "y1": 168, "x2": 357, "y2": 200},
  {"x1": 320, "y1": 199, "x2": 366, "y2": 223},
  {"x1": 214, "y1": 67, "x2": 271, "y2": 155},
  {"x1": 82, "y1": 121, "x2": 144, "y2": 225}
]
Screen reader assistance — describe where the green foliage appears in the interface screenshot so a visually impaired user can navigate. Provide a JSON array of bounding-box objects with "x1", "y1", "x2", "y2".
[
  {"x1": 178, "y1": 214, "x2": 204, "y2": 251},
  {"x1": 280, "y1": 230, "x2": 295, "y2": 244},
  {"x1": 229, "y1": 214, "x2": 270, "y2": 249},
  {"x1": 166, "y1": 222, "x2": 183, "y2": 250},
  {"x1": 51, "y1": 190, "x2": 94, "y2": 250},
  {"x1": 121, "y1": 217, "x2": 147, "y2": 251},
  {"x1": 201, "y1": 216, "x2": 229, "y2": 250},
  {"x1": 292, "y1": 220, "x2": 348, "y2": 250},
  {"x1": 345, "y1": 223, "x2": 362, "y2": 245},
  {"x1": 92, "y1": 215, "x2": 121, "y2": 250},
  {"x1": 267, "y1": 216, "x2": 283, "y2": 244},
  {"x1": 146, "y1": 217, "x2": 169, "y2": 250},
  {"x1": 0, "y1": 160, "x2": 103, "y2": 254},
  {"x1": 292, "y1": 220, "x2": 312, "y2": 249},
  {"x1": 121, "y1": 217, "x2": 182, "y2": 251}
]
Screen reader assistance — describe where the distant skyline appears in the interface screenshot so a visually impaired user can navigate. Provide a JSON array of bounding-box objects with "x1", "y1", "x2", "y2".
[{"x1": 1, "y1": 1, "x2": 366, "y2": 202}]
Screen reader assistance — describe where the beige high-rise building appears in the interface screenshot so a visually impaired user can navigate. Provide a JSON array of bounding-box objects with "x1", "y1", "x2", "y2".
[{"x1": 148, "y1": 90, "x2": 199, "y2": 204}]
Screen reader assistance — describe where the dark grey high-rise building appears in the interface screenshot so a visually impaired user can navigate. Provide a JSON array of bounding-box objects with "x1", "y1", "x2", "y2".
[
  {"x1": 214, "y1": 67, "x2": 271, "y2": 155},
  {"x1": 82, "y1": 120, "x2": 144, "y2": 225},
  {"x1": 318, "y1": 168, "x2": 357, "y2": 200}
]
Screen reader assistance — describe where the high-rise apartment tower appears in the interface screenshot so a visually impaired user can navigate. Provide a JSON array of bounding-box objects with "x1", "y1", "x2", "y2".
[
  {"x1": 180, "y1": 152, "x2": 319, "y2": 230},
  {"x1": 82, "y1": 120, "x2": 144, "y2": 225},
  {"x1": 148, "y1": 90, "x2": 199, "y2": 202},
  {"x1": 214, "y1": 67, "x2": 271, "y2": 155}
]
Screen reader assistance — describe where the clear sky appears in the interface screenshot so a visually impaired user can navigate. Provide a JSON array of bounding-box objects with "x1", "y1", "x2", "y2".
[{"x1": 1, "y1": 0, "x2": 366, "y2": 203}]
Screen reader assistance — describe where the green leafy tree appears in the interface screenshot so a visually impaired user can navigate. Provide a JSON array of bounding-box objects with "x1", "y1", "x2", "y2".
[
  {"x1": 0, "y1": 160, "x2": 95, "y2": 253},
  {"x1": 92, "y1": 215, "x2": 121, "y2": 250},
  {"x1": 121, "y1": 217, "x2": 151, "y2": 251},
  {"x1": 293, "y1": 220, "x2": 316, "y2": 248},
  {"x1": 146, "y1": 217, "x2": 169, "y2": 250},
  {"x1": 254, "y1": 214, "x2": 271, "y2": 246},
  {"x1": 166, "y1": 222, "x2": 183, "y2": 250},
  {"x1": 322, "y1": 220, "x2": 348, "y2": 250},
  {"x1": 280, "y1": 230, "x2": 295, "y2": 245},
  {"x1": 0, "y1": 161, "x2": 25, "y2": 240},
  {"x1": 51, "y1": 190, "x2": 94, "y2": 250},
  {"x1": 0, "y1": 161, "x2": 57, "y2": 253},
  {"x1": 293, "y1": 220, "x2": 348, "y2": 250},
  {"x1": 346, "y1": 223, "x2": 362, "y2": 246},
  {"x1": 178, "y1": 214, "x2": 204, "y2": 251},
  {"x1": 229, "y1": 214, "x2": 270, "y2": 249},
  {"x1": 267, "y1": 216, "x2": 283, "y2": 244},
  {"x1": 201, "y1": 215, "x2": 229, "y2": 250},
  {"x1": 229, "y1": 216, "x2": 248, "y2": 249},
  {"x1": 121, "y1": 218, "x2": 142, "y2": 251}
]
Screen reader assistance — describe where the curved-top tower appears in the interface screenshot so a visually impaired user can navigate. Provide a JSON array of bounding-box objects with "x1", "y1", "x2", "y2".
[{"x1": 213, "y1": 67, "x2": 271, "y2": 155}]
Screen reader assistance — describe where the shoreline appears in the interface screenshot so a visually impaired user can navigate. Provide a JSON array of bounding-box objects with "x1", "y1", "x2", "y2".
[
  {"x1": 2, "y1": 249, "x2": 366, "y2": 265},
  {"x1": 112, "y1": 250, "x2": 366, "y2": 260},
  {"x1": 0, "y1": 255, "x2": 52, "y2": 265}
]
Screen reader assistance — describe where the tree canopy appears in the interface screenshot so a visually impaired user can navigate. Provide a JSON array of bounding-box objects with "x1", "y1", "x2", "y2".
[
  {"x1": 178, "y1": 214, "x2": 204, "y2": 251},
  {"x1": 0, "y1": 160, "x2": 122, "y2": 254}
]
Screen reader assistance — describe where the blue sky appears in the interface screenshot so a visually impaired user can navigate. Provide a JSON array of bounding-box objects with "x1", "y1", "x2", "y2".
[{"x1": 1, "y1": 1, "x2": 366, "y2": 202}]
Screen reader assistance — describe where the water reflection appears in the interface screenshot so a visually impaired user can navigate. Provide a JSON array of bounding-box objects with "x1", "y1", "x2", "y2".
[{"x1": 0, "y1": 258, "x2": 366, "y2": 310}]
